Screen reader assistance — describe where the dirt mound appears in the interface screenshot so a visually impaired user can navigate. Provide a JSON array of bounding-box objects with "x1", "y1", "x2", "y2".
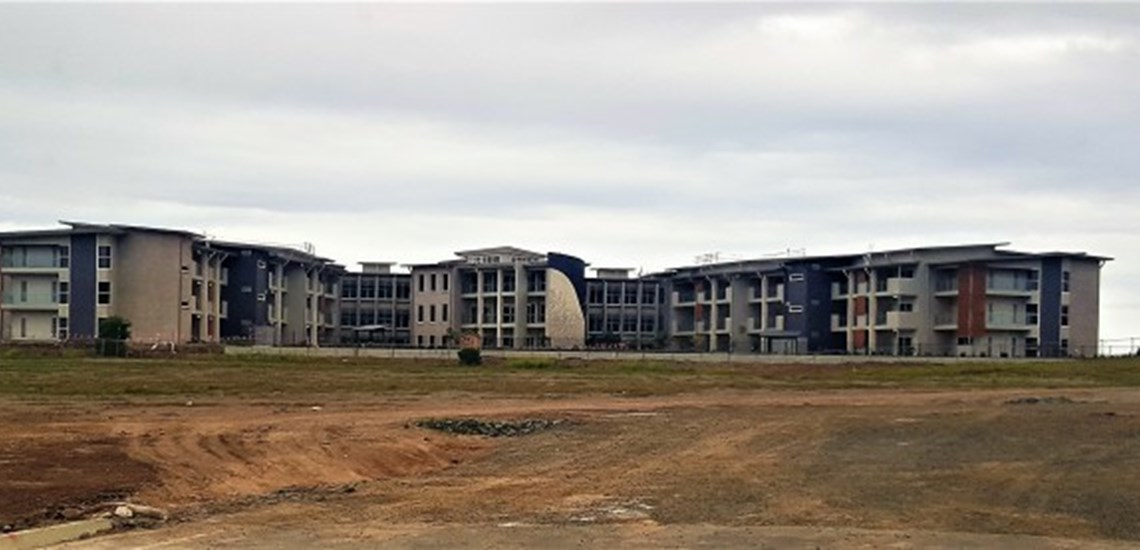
[
  {"x1": 126, "y1": 414, "x2": 492, "y2": 508},
  {"x1": 0, "y1": 438, "x2": 158, "y2": 531}
]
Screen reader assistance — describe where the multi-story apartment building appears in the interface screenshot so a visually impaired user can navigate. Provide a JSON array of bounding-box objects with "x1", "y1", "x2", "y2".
[
  {"x1": 0, "y1": 222, "x2": 227, "y2": 343},
  {"x1": 338, "y1": 262, "x2": 412, "y2": 345},
  {"x1": 409, "y1": 247, "x2": 588, "y2": 349},
  {"x1": 2, "y1": 221, "x2": 1108, "y2": 358},
  {"x1": 585, "y1": 268, "x2": 665, "y2": 348},
  {"x1": 660, "y1": 255, "x2": 855, "y2": 354},
  {"x1": 660, "y1": 243, "x2": 1108, "y2": 357},
  {"x1": 832, "y1": 244, "x2": 1108, "y2": 357},
  {"x1": 0, "y1": 222, "x2": 343, "y2": 346},
  {"x1": 214, "y1": 241, "x2": 343, "y2": 346}
]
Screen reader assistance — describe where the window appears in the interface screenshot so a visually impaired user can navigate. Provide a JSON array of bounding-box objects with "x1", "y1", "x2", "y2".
[
  {"x1": 588, "y1": 315, "x2": 603, "y2": 332},
  {"x1": 441, "y1": 304, "x2": 449, "y2": 323},
  {"x1": 502, "y1": 272, "x2": 515, "y2": 292},
  {"x1": 417, "y1": 305, "x2": 424, "y2": 323},
  {"x1": 97, "y1": 281, "x2": 111, "y2": 305},
  {"x1": 417, "y1": 335, "x2": 423, "y2": 347},
  {"x1": 1061, "y1": 339, "x2": 1070, "y2": 354},
  {"x1": 1061, "y1": 305, "x2": 1069, "y2": 327},
  {"x1": 588, "y1": 285, "x2": 603, "y2": 304},
  {"x1": 58, "y1": 282, "x2": 69, "y2": 304},
  {"x1": 789, "y1": 273, "x2": 805, "y2": 282},
  {"x1": 1026, "y1": 304, "x2": 1038, "y2": 324},
  {"x1": 97, "y1": 246, "x2": 112, "y2": 269},
  {"x1": 502, "y1": 303, "x2": 515, "y2": 323},
  {"x1": 624, "y1": 288, "x2": 638, "y2": 305},
  {"x1": 56, "y1": 317, "x2": 68, "y2": 340},
  {"x1": 20, "y1": 317, "x2": 26, "y2": 338},
  {"x1": 788, "y1": 304, "x2": 804, "y2": 313},
  {"x1": 430, "y1": 274, "x2": 437, "y2": 292},
  {"x1": 483, "y1": 273, "x2": 498, "y2": 293},
  {"x1": 900, "y1": 267, "x2": 915, "y2": 279},
  {"x1": 605, "y1": 318, "x2": 621, "y2": 333},
  {"x1": 1028, "y1": 271, "x2": 1040, "y2": 291},
  {"x1": 418, "y1": 274, "x2": 425, "y2": 292},
  {"x1": 429, "y1": 304, "x2": 436, "y2": 323},
  {"x1": 957, "y1": 337, "x2": 972, "y2": 346},
  {"x1": 898, "y1": 302, "x2": 914, "y2": 312},
  {"x1": 1062, "y1": 271, "x2": 1071, "y2": 292},
  {"x1": 1026, "y1": 337, "x2": 1039, "y2": 357},
  {"x1": 442, "y1": 274, "x2": 449, "y2": 292},
  {"x1": 641, "y1": 318, "x2": 655, "y2": 333},
  {"x1": 19, "y1": 280, "x2": 27, "y2": 302},
  {"x1": 58, "y1": 246, "x2": 70, "y2": 268},
  {"x1": 898, "y1": 336, "x2": 914, "y2": 354},
  {"x1": 623, "y1": 318, "x2": 638, "y2": 333},
  {"x1": 429, "y1": 335, "x2": 436, "y2": 347}
]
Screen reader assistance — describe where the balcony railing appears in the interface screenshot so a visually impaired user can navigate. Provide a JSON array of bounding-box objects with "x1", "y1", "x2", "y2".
[
  {"x1": 0, "y1": 258, "x2": 66, "y2": 269},
  {"x1": 1, "y1": 292, "x2": 60, "y2": 309}
]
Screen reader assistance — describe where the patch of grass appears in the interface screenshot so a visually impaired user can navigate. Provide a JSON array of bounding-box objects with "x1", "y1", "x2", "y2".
[{"x1": 0, "y1": 355, "x2": 1138, "y2": 401}]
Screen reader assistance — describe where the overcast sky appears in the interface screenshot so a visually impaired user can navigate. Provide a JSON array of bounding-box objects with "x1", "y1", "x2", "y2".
[{"x1": 0, "y1": 4, "x2": 1136, "y2": 343}]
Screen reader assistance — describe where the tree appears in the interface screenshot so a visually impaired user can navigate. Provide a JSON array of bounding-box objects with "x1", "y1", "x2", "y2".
[{"x1": 97, "y1": 316, "x2": 131, "y2": 357}]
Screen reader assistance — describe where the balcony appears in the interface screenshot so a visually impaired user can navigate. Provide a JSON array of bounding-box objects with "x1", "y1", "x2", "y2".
[
  {"x1": 878, "y1": 310, "x2": 916, "y2": 329},
  {"x1": 1, "y1": 292, "x2": 60, "y2": 310},
  {"x1": 985, "y1": 284, "x2": 1034, "y2": 298},
  {"x1": 934, "y1": 280, "x2": 958, "y2": 296},
  {"x1": 830, "y1": 313, "x2": 847, "y2": 332},
  {"x1": 765, "y1": 285, "x2": 785, "y2": 302},
  {"x1": 674, "y1": 291, "x2": 696, "y2": 306},
  {"x1": 987, "y1": 313, "x2": 1032, "y2": 331},
  {"x1": 934, "y1": 314, "x2": 957, "y2": 331},
  {"x1": 0, "y1": 259, "x2": 66, "y2": 273},
  {"x1": 763, "y1": 315, "x2": 785, "y2": 332},
  {"x1": 882, "y1": 278, "x2": 917, "y2": 296},
  {"x1": 715, "y1": 316, "x2": 730, "y2": 332}
]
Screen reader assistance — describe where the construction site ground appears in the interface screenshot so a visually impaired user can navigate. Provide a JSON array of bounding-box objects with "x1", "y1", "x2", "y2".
[{"x1": 3, "y1": 355, "x2": 1140, "y2": 548}]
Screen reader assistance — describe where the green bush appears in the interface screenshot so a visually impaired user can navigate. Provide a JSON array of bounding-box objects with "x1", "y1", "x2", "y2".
[
  {"x1": 96, "y1": 316, "x2": 131, "y2": 357},
  {"x1": 457, "y1": 347, "x2": 482, "y2": 366}
]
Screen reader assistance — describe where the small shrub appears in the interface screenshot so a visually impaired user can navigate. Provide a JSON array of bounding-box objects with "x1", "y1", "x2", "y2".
[
  {"x1": 96, "y1": 316, "x2": 131, "y2": 357},
  {"x1": 457, "y1": 347, "x2": 482, "y2": 366}
]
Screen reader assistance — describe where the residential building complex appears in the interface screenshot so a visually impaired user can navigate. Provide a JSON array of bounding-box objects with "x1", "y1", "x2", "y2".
[
  {"x1": 0, "y1": 222, "x2": 343, "y2": 346},
  {"x1": 1, "y1": 222, "x2": 1110, "y2": 357},
  {"x1": 405, "y1": 247, "x2": 588, "y2": 349},
  {"x1": 585, "y1": 268, "x2": 665, "y2": 349},
  {"x1": 338, "y1": 262, "x2": 412, "y2": 345}
]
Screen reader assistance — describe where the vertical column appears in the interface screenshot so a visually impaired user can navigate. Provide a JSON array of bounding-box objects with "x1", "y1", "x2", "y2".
[
  {"x1": 475, "y1": 270, "x2": 484, "y2": 344},
  {"x1": 514, "y1": 264, "x2": 526, "y2": 349},
  {"x1": 273, "y1": 263, "x2": 285, "y2": 346},
  {"x1": 708, "y1": 277, "x2": 718, "y2": 352},
  {"x1": 210, "y1": 253, "x2": 222, "y2": 343}
]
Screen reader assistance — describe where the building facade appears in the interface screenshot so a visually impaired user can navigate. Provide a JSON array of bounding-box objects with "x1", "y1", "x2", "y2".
[
  {"x1": 1, "y1": 222, "x2": 1109, "y2": 357},
  {"x1": 408, "y1": 247, "x2": 588, "y2": 349},
  {"x1": 0, "y1": 222, "x2": 226, "y2": 343},
  {"x1": 338, "y1": 262, "x2": 412, "y2": 345},
  {"x1": 658, "y1": 243, "x2": 1108, "y2": 357},
  {"x1": 0, "y1": 222, "x2": 343, "y2": 346},
  {"x1": 585, "y1": 268, "x2": 665, "y2": 349},
  {"x1": 214, "y1": 242, "x2": 343, "y2": 346}
]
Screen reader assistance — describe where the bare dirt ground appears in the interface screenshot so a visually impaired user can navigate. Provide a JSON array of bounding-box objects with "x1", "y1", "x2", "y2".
[{"x1": 4, "y1": 385, "x2": 1140, "y2": 548}]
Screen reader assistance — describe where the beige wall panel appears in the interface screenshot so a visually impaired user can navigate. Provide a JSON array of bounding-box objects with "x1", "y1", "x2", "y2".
[{"x1": 544, "y1": 268, "x2": 585, "y2": 349}]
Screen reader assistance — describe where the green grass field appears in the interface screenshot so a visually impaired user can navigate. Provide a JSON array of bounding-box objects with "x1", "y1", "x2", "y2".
[{"x1": 2, "y1": 354, "x2": 1140, "y2": 400}]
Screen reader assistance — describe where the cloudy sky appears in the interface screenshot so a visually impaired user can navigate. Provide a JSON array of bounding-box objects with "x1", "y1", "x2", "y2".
[{"x1": 1, "y1": 4, "x2": 1136, "y2": 343}]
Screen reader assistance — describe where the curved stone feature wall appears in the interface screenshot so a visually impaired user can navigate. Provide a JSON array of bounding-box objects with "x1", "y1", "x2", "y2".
[{"x1": 544, "y1": 268, "x2": 586, "y2": 349}]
